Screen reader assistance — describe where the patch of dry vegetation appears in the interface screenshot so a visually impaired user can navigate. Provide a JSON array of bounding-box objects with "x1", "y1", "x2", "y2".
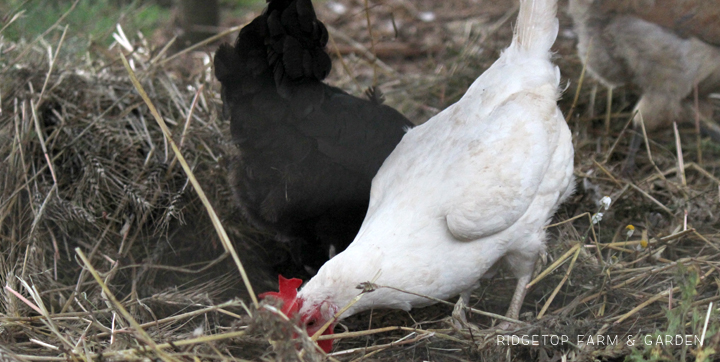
[{"x1": 2, "y1": 1, "x2": 720, "y2": 361}]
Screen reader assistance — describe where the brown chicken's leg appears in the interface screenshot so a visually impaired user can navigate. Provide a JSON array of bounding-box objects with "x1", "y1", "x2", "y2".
[
  {"x1": 621, "y1": 129, "x2": 643, "y2": 176},
  {"x1": 623, "y1": 94, "x2": 718, "y2": 176},
  {"x1": 695, "y1": 99, "x2": 720, "y2": 142}
]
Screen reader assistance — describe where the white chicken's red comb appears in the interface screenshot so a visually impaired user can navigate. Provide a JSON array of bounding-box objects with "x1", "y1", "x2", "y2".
[{"x1": 259, "y1": 275, "x2": 303, "y2": 315}]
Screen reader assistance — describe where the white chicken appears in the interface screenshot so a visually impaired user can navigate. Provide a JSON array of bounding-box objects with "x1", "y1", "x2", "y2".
[{"x1": 261, "y1": 0, "x2": 574, "y2": 352}]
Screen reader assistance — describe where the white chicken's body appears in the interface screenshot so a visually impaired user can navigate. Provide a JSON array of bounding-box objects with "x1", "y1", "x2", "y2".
[{"x1": 297, "y1": 0, "x2": 574, "y2": 324}]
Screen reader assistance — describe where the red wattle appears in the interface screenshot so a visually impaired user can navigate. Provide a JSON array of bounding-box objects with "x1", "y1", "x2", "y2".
[
  {"x1": 318, "y1": 338, "x2": 333, "y2": 353},
  {"x1": 317, "y1": 324, "x2": 335, "y2": 353}
]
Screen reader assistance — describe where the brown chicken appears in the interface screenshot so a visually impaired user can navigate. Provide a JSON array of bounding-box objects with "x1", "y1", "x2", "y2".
[{"x1": 568, "y1": 0, "x2": 720, "y2": 169}]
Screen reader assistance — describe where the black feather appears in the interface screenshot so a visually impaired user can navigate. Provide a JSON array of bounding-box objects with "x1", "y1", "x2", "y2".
[
  {"x1": 282, "y1": 36, "x2": 305, "y2": 79},
  {"x1": 214, "y1": 0, "x2": 412, "y2": 276}
]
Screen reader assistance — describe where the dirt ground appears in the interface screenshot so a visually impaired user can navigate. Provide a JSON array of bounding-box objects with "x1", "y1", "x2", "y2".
[{"x1": 2, "y1": 0, "x2": 720, "y2": 361}]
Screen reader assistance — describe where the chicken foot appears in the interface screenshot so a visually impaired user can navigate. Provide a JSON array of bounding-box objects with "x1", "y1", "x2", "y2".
[{"x1": 451, "y1": 289, "x2": 473, "y2": 330}]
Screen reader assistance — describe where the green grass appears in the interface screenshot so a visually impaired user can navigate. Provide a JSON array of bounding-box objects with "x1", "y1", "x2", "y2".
[
  {"x1": 625, "y1": 265, "x2": 717, "y2": 362},
  {"x1": 1, "y1": 0, "x2": 167, "y2": 50}
]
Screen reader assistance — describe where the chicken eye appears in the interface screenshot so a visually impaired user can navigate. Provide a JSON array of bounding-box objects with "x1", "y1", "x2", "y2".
[{"x1": 307, "y1": 319, "x2": 317, "y2": 327}]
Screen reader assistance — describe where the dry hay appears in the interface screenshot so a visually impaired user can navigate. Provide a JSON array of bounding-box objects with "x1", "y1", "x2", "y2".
[{"x1": 2, "y1": 0, "x2": 720, "y2": 361}]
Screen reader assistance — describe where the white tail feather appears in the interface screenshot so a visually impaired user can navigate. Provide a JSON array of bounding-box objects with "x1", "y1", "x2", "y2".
[{"x1": 512, "y1": 0, "x2": 559, "y2": 56}]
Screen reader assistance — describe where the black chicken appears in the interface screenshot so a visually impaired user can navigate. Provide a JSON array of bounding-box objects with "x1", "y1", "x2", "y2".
[{"x1": 214, "y1": 0, "x2": 412, "y2": 276}]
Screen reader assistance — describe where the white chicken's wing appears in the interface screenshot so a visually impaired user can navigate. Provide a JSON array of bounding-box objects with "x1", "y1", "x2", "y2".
[{"x1": 446, "y1": 86, "x2": 560, "y2": 241}]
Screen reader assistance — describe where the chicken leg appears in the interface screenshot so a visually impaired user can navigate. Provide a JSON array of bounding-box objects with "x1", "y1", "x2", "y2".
[
  {"x1": 451, "y1": 290, "x2": 473, "y2": 330},
  {"x1": 505, "y1": 273, "x2": 532, "y2": 321},
  {"x1": 497, "y1": 246, "x2": 540, "y2": 330},
  {"x1": 622, "y1": 92, "x2": 720, "y2": 175}
]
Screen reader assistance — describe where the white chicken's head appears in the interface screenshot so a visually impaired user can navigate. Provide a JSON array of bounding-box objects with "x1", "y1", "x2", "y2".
[{"x1": 260, "y1": 275, "x2": 338, "y2": 352}]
